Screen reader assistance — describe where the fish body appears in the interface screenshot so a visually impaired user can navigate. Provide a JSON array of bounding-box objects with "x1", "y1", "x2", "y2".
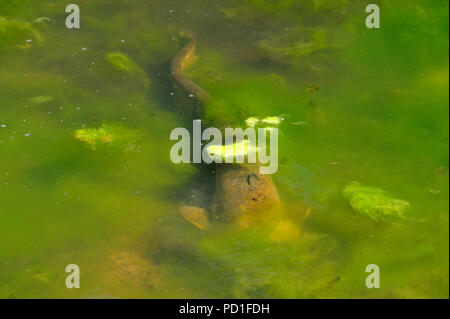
[
  {"x1": 172, "y1": 32, "x2": 280, "y2": 229},
  {"x1": 212, "y1": 164, "x2": 280, "y2": 228},
  {"x1": 171, "y1": 31, "x2": 210, "y2": 105}
]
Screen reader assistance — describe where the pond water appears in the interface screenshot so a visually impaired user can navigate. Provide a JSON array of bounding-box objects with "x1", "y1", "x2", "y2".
[{"x1": 0, "y1": 0, "x2": 448, "y2": 298}]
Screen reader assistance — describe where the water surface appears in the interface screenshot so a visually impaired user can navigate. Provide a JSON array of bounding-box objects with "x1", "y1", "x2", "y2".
[{"x1": 0, "y1": 0, "x2": 448, "y2": 298}]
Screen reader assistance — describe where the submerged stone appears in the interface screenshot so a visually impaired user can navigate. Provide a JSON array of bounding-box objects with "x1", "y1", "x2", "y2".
[{"x1": 343, "y1": 181, "x2": 411, "y2": 222}]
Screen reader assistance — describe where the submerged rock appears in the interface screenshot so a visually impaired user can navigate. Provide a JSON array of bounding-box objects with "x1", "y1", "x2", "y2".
[{"x1": 343, "y1": 181, "x2": 411, "y2": 222}]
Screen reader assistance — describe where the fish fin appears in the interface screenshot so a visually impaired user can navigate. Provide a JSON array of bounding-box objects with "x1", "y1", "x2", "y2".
[
  {"x1": 179, "y1": 205, "x2": 210, "y2": 230},
  {"x1": 303, "y1": 207, "x2": 311, "y2": 220}
]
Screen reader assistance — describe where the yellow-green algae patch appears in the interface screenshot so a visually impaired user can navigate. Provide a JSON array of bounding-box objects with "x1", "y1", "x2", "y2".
[
  {"x1": 105, "y1": 52, "x2": 150, "y2": 88},
  {"x1": 205, "y1": 139, "x2": 259, "y2": 163},
  {"x1": 74, "y1": 123, "x2": 142, "y2": 152},
  {"x1": 343, "y1": 182, "x2": 411, "y2": 223}
]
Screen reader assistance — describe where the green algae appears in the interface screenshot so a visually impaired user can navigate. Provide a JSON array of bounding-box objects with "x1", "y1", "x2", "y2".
[
  {"x1": 197, "y1": 224, "x2": 339, "y2": 298},
  {"x1": 0, "y1": 17, "x2": 43, "y2": 50},
  {"x1": 0, "y1": 0, "x2": 448, "y2": 299},
  {"x1": 258, "y1": 28, "x2": 329, "y2": 61},
  {"x1": 205, "y1": 139, "x2": 259, "y2": 163},
  {"x1": 223, "y1": 0, "x2": 349, "y2": 20},
  {"x1": 343, "y1": 182, "x2": 411, "y2": 223},
  {"x1": 105, "y1": 52, "x2": 150, "y2": 88},
  {"x1": 185, "y1": 48, "x2": 308, "y2": 128},
  {"x1": 221, "y1": 0, "x2": 356, "y2": 73},
  {"x1": 132, "y1": 26, "x2": 184, "y2": 66},
  {"x1": 106, "y1": 52, "x2": 138, "y2": 74},
  {"x1": 74, "y1": 123, "x2": 142, "y2": 152},
  {"x1": 28, "y1": 95, "x2": 54, "y2": 104}
]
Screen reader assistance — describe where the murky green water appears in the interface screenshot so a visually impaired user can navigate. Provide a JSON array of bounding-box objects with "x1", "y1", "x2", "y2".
[{"x1": 0, "y1": 0, "x2": 448, "y2": 298}]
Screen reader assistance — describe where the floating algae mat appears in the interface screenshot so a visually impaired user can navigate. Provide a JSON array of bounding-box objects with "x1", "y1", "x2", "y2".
[{"x1": 0, "y1": 0, "x2": 448, "y2": 299}]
